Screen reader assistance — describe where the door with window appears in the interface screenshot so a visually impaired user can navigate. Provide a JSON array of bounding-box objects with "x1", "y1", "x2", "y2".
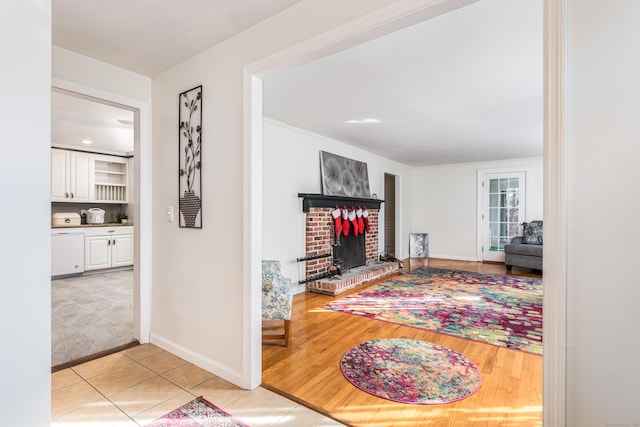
[{"x1": 482, "y1": 172, "x2": 525, "y2": 262}]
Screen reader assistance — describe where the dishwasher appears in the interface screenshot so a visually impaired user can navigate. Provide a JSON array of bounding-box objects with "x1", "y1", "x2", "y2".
[{"x1": 51, "y1": 229, "x2": 85, "y2": 278}]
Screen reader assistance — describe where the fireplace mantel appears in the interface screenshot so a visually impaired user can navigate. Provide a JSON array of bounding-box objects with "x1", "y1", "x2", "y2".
[{"x1": 298, "y1": 193, "x2": 384, "y2": 213}]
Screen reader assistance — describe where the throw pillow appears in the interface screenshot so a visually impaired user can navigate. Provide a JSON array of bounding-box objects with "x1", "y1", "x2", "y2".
[{"x1": 522, "y1": 221, "x2": 543, "y2": 245}]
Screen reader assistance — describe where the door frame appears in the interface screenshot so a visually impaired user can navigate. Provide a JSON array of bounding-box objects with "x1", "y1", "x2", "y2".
[
  {"x1": 542, "y1": 0, "x2": 568, "y2": 424},
  {"x1": 383, "y1": 172, "x2": 398, "y2": 257},
  {"x1": 244, "y1": 0, "x2": 568, "y2": 424},
  {"x1": 51, "y1": 77, "x2": 152, "y2": 345},
  {"x1": 476, "y1": 166, "x2": 532, "y2": 262}
]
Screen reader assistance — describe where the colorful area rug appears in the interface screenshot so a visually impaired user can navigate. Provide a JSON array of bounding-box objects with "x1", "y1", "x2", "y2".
[
  {"x1": 341, "y1": 338, "x2": 481, "y2": 404},
  {"x1": 325, "y1": 268, "x2": 543, "y2": 354},
  {"x1": 146, "y1": 396, "x2": 249, "y2": 427}
]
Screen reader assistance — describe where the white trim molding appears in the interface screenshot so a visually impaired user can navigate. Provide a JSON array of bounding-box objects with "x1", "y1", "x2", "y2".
[
  {"x1": 242, "y1": 72, "x2": 264, "y2": 390},
  {"x1": 151, "y1": 334, "x2": 245, "y2": 386},
  {"x1": 543, "y1": 0, "x2": 568, "y2": 425},
  {"x1": 246, "y1": 0, "x2": 480, "y2": 78}
]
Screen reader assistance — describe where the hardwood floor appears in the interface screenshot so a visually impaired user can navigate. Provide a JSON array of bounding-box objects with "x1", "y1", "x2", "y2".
[{"x1": 262, "y1": 259, "x2": 543, "y2": 427}]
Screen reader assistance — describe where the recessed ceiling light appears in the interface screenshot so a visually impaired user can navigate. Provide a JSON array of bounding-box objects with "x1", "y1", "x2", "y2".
[
  {"x1": 80, "y1": 139, "x2": 93, "y2": 145},
  {"x1": 345, "y1": 118, "x2": 380, "y2": 124}
]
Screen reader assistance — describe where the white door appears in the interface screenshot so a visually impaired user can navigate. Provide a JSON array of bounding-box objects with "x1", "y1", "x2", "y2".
[{"x1": 482, "y1": 172, "x2": 526, "y2": 262}]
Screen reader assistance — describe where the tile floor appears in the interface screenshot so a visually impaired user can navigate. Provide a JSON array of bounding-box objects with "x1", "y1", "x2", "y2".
[
  {"x1": 52, "y1": 344, "x2": 344, "y2": 427},
  {"x1": 52, "y1": 269, "x2": 134, "y2": 366}
]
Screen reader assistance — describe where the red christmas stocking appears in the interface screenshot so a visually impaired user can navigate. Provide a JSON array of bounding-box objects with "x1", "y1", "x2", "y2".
[
  {"x1": 341, "y1": 206, "x2": 350, "y2": 237},
  {"x1": 332, "y1": 206, "x2": 342, "y2": 237},
  {"x1": 363, "y1": 208, "x2": 370, "y2": 233},
  {"x1": 349, "y1": 207, "x2": 358, "y2": 236},
  {"x1": 356, "y1": 207, "x2": 365, "y2": 234}
]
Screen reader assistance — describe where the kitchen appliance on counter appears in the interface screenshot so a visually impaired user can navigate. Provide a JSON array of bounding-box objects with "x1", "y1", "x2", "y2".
[
  {"x1": 52, "y1": 212, "x2": 81, "y2": 227},
  {"x1": 86, "y1": 208, "x2": 105, "y2": 224},
  {"x1": 51, "y1": 228, "x2": 85, "y2": 278}
]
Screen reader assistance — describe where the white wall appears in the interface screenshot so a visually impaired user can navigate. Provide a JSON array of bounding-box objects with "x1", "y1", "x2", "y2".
[
  {"x1": 0, "y1": 0, "x2": 51, "y2": 424},
  {"x1": 150, "y1": 0, "x2": 402, "y2": 388},
  {"x1": 411, "y1": 158, "x2": 543, "y2": 260},
  {"x1": 262, "y1": 119, "x2": 413, "y2": 290},
  {"x1": 52, "y1": 46, "x2": 152, "y2": 103},
  {"x1": 566, "y1": 1, "x2": 640, "y2": 425}
]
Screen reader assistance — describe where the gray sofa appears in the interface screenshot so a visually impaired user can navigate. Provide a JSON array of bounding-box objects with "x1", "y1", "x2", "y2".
[{"x1": 504, "y1": 221, "x2": 543, "y2": 272}]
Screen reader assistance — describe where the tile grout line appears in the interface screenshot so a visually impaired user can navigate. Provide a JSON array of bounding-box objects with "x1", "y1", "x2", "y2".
[
  {"x1": 61, "y1": 365, "x2": 136, "y2": 425},
  {"x1": 217, "y1": 388, "x2": 252, "y2": 410},
  {"x1": 269, "y1": 403, "x2": 300, "y2": 427},
  {"x1": 55, "y1": 345, "x2": 269, "y2": 426},
  {"x1": 103, "y1": 349, "x2": 217, "y2": 423},
  {"x1": 66, "y1": 350, "x2": 170, "y2": 425},
  {"x1": 97, "y1": 351, "x2": 188, "y2": 422}
]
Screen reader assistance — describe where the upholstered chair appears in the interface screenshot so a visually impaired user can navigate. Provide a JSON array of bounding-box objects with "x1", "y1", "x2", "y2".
[{"x1": 262, "y1": 260, "x2": 293, "y2": 346}]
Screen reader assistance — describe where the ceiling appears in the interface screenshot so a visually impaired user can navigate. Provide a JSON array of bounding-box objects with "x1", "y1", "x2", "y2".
[
  {"x1": 52, "y1": 0, "x2": 302, "y2": 77},
  {"x1": 263, "y1": 0, "x2": 542, "y2": 167},
  {"x1": 52, "y1": 0, "x2": 542, "y2": 167},
  {"x1": 51, "y1": 90, "x2": 135, "y2": 155}
]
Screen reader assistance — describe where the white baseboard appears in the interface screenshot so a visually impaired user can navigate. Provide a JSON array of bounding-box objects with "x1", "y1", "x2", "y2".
[
  {"x1": 150, "y1": 334, "x2": 247, "y2": 389},
  {"x1": 427, "y1": 254, "x2": 478, "y2": 262}
]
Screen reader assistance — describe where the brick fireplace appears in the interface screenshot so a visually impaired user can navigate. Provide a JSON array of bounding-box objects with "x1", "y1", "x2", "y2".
[{"x1": 299, "y1": 194, "x2": 399, "y2": 296}]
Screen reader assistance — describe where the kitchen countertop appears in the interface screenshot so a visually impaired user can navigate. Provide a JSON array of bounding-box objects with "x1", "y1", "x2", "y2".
[{"x1": 52, "y1": 223, "x2": 133, "y2": 229}]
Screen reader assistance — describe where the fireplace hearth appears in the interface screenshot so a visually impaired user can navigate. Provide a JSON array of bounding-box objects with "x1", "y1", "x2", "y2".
[{"x1": 299, "y1": 194, "x2": 398, "y2": 295}]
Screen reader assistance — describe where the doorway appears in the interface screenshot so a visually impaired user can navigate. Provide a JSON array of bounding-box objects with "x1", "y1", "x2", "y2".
[
  {"x1": 480, "y1": 171, "x2": 526, "y2": 262},
  {"x1": 245, "y1": 2, "x2": 564, "y2": 413},
  {"x1": 50, "y1": 83, "x2": 151, "y2": 368},
  {"x1": 477, "y1": 167, "x2": 532, "y2": 263},
  {"x1": 384, "y1": 173, "x2": 397, "y2": 257}
]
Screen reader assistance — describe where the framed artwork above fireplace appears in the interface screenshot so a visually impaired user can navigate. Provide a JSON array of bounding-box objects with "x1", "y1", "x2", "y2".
[{"x1": 320, "y1": 151, "x2": 370, "y2": 198}]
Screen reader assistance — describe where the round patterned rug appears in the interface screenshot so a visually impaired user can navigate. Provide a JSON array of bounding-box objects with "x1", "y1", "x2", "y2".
[{"x1": 340, "y1": 338, "x2": 481, "y2": 404}]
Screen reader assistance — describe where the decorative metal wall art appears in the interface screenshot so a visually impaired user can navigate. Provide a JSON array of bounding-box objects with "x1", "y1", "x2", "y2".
[
  {"x1": 178, "y1": 85, "x2": 202, "y2": 228},
  {"x1": 320, "y1": 151, "x2": 371, "y2": 198}
]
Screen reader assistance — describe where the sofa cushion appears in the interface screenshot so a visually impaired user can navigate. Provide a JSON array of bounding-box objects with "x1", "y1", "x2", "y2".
[
  {"x1": 504, "y1": 242, "x2": 542, "y2": 257},
  {"x1": 522, "y1": 221, "x2": 543, "y2": 245}
]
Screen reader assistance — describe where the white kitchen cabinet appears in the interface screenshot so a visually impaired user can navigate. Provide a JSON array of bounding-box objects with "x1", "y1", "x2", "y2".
[
  {"x1": 51, "y1": 148, "x2": 91, "y2": 202},
  {"x1": 84, "y1": 226, "x2": 134, "y2": 271},
  {"x1": 51, "y1": 149, "x2": 129, "y2": 203},
  {"x1": 111, "y1": 234, "x2": 134, "y2": 267},
  {"x1": 85, "y1": 235, "x2": 112, "y2": 270}
]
